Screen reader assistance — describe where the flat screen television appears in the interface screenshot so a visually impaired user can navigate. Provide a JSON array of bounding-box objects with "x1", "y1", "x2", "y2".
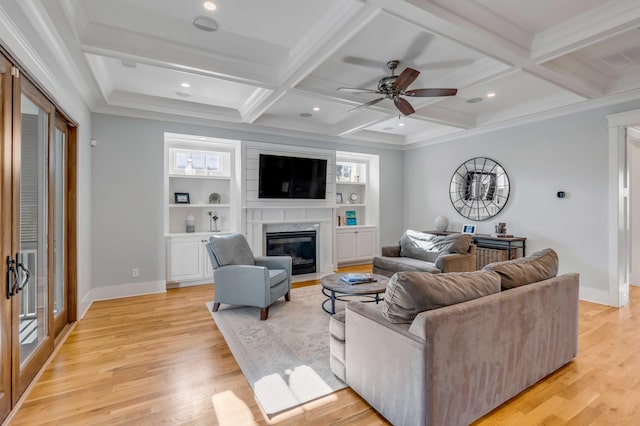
[{"x1": 259, "y1": 154, "x2": 327, "y2": 199}]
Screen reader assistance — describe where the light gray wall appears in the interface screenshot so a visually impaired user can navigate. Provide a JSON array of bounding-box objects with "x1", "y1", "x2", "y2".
[
  {"x1": 91, "y1": 113, "x2": 404, "y2": 288},
  {"x1": 0, "y1": 1, "x2": 93, "y2": 316},
  {"x1": 404, "y1": 100, "x2": 640, "y2": 297}
]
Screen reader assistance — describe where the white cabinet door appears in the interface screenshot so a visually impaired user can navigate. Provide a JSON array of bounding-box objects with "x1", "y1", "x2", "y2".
[
  {"x1": 336, "y1": 231, "x2": 356, "y2": 262},
  {"x1": 202, "y1": 239, "x2": 214, "y2": 280},
  {"x1": 168, "y1": 237, "x2": 204, "y2": 281},
  {"x1": 355, "y1": 229, "x2": 375, "y2": 259}
]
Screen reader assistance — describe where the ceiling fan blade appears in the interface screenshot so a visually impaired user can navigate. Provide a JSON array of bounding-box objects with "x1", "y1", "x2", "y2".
[
  {"x1": 404, "y1": 33, "x2": 434, "y2": 63},
  {"x1": 404, "y1": 88, "x2": 458, "y2": 97},
  {"x1": 350, "y1": 97, "x2": 385, "y2": 112},
  {"x1": 342, "y1": 56, "x2": 387, "y2": 70},
  {"x1": 337, "y1": 87, "x2": 380, "y2": 94},
  {"x1": 394, "y1": 97, "x2": 415, "y2": 116},
  {"x1": 392, "y1": 67, "x2": 420, "y2": 92}
]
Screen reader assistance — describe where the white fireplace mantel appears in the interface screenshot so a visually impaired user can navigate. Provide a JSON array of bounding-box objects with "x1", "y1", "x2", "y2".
[{"x1": 245, "y1": 206, "x2": 335, "y2": 278}]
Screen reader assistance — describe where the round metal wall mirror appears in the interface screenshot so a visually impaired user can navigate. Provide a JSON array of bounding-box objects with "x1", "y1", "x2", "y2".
[{"x1": 449, "y1": 157, "x2": 510, "y2": 221}]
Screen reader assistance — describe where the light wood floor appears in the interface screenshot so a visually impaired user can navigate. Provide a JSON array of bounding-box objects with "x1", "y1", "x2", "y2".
[{"x1": 8, "y1": 269, "x2": 640, "y2": 425}]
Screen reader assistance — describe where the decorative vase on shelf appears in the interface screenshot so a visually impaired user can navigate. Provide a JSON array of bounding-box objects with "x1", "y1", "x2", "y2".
[
  {"x1": 186, "y1": 214, "x2": 195, "y2": 233},
  {"x1": 434, "y1": 215, "x2": 449, "y2": 232},
  {"x1": 184, "y1": 158, "x2": 195, "y2": 176}
]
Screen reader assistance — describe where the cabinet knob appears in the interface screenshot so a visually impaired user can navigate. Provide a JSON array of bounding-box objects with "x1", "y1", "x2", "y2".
[{"x1": 201, "y1": 240, "x2": 207, "y2": 243}]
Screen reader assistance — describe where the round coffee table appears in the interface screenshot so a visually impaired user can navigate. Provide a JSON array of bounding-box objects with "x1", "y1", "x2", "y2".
[{"x1": 321, "y1": 273, "x2": 390, "y2": 315}]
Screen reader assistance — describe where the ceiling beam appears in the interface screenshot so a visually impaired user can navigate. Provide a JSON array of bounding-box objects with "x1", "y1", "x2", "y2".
[
  {"x1": 531, "y1": 0, "x2": 640, "y2": 63},
  {"x1": 78, "y1": 23, "x2": 277, "y2": 88},
  {"x1": 240, "y1": 3, "x2": 381, "y2": 123},
  {"x1": 333, "y1": 111, "x2": 389, "y2": 136}
]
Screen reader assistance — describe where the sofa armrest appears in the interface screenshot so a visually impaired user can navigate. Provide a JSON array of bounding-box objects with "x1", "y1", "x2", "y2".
[
  {"x1": 213, "y1": 265, "x2": 270, "y2": 307},
  {"x1": 346, "y1": 302, "x2": 427, "y2": 426},
  {"x1": 255, "y1": 256, "x2": 292, "y2": 278},
  {"x1": 435, "y1": 245, "x2": 476, "y2": 272},
  {"x1": 381, "y1": 245, "x2": 401, "y2": 257}
]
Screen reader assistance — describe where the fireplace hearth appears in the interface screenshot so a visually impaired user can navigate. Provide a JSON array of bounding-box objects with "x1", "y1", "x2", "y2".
[{"x1": 266, "y1": 231, "x2": 317, "y2": 275}]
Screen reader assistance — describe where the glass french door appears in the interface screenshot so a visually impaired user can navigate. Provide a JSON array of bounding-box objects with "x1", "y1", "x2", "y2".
[
  {"x1": 53, "y1": 117, "x2": 69, "y2": 336},
  {"x1": 0, "y1": 51, "x2": 13, "y2": 422},
  {"x1": 0, "y1": 50, "x2": 74, "y2": 420},
  {"x1": 10, "y1": 75, "x2": 55, "y2": 401}
]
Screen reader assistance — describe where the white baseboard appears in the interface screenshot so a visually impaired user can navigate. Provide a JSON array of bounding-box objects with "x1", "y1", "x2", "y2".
[
  {"x1": 166, "y1": 279, "x2": 213, "y2": 289},
  {"x1": 89, "y1": 280, "x2": 167, "y2": 303},
  {"x1": 78, "y1": 292, "x2": 93, "y2": 320},
  {"x1": 579, "y1": 285, "x2": 609, "y2": 306}
]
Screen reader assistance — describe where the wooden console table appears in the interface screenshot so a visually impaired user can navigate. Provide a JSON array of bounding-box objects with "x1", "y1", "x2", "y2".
[{"x1": 424, "y1": 231, "x2": 526, "y2": 270}]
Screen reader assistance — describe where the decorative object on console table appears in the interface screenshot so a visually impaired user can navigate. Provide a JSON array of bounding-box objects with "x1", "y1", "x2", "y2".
[
  {"x1": 462, "y1": 224, "x2": 476, "y2": 234},
  {"x1": 186, "y1": 214, "x2": 195, "y2": 233},
  {"x1": 434, "y1": 215, "x2": 449, "y2": 232},
  {"x1": 345, "y1": 210, "x2": 357, "y2": 226},
  {"x1": 174, "y1": 192, "x2": 190, "y2": 204}
]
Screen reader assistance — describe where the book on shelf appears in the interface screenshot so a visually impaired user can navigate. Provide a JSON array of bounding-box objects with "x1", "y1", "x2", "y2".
[{"x1": 340, "y1": 273, "x2": 377, "y2": 285}]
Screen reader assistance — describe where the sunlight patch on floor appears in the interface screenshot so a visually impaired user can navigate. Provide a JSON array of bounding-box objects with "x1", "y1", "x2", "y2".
[{"x1": 212, "y1": 390, "x2": 258, "y2": 426}]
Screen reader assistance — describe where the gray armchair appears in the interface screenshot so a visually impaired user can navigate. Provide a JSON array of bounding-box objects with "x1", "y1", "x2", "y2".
[{"x1": 205, "y1": 232, "x2": 292, "y2": 320}]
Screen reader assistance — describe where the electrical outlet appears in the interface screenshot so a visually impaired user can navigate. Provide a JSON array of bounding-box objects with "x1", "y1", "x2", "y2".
[{"x1": 132, "y1": 268, "x2": 140, "y2": 278}]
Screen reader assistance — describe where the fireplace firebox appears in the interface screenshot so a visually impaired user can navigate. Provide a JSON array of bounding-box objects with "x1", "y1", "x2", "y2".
[{"x1": 266, "y1": 231, "x2": 317, "y2": 275}]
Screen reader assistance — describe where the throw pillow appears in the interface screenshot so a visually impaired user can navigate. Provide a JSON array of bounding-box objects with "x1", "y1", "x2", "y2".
[
  {"x1": 209, "y1": 233, "x2": 256, "y2": 267},
  {"x1": 399, "y1": 230, "x2": 472, "y2": 263},
  {"x1": 399, "y1": 230, "x2": 439, "y2": 261},
  {"x1": 382, "y1": 270, "x2": 501, "y2": 324},
  {"x1": 482, "y1": 248, "x2": 558, "y2": 290}
]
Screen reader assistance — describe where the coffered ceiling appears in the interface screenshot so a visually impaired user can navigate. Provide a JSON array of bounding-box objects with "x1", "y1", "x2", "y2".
[{"x1": 12, "y1": 0, "x2": 640, "y2": 147}]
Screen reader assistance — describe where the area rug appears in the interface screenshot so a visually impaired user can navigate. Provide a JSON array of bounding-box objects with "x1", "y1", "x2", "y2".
[{"x1": 207, "y1": 285, "x2": 347, "y2": 415}]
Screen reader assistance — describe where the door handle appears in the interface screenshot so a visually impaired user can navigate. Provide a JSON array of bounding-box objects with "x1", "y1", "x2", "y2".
[
  {"x1": 15, "y1": 253, "x2": 31, "y2": 293},
  {"x1": 6, "y1": 256, "x2": 17, "y2": 299}
]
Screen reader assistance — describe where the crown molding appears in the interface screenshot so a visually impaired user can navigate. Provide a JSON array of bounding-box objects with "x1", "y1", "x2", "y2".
[{"x1": 405, "y1": 86, "x2": 640, "y2": 151}]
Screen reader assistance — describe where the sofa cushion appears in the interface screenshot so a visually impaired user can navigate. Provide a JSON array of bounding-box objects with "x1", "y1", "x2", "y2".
[
  {"x1": 483, "y1": 248, "x2": 558, "y2": 290},
  {"x1": 373, "y1": 256, "x2": 442, "y2": 274},
  {"x1": 268, "y1": 269, "x2": 288, "y2": 287},
  {"x1": 382, "y1": 270, "x2": 501, "y2": 324},
  {"x1": 399, "y1": 230, "x2": 472, "y2": 262},
  {"x1": 209, "y1": 233, "x2": 255, "y2": 266}
]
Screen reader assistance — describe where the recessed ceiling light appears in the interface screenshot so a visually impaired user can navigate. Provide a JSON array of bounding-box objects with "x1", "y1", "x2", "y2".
[
  {"x1": 487, "y1": 92, "x2": 496, "y2": 98},
  {"x1": 181, "y1": 83, "x2": 191, "y2": 88},
  {"x1": 299, "y1": 113, "x2": 312, "y2": 118},
  {"x1": 398, "y1": 123, "x2": 405, "y2": 127},
  {"x1": 176, "y1": 91, "x2": 192, "y2": 98},
  {"x1": 466, "y1": 97, "x2": 483, "y2": 104},
  {"x1": 313, "y1": 107, "x2": 320, "y2": 111},
  {"x1": 199, "y1": 137, "x2": 206, "y2": 140},
  {"x1": 203, "y1": 1, "x2": 217, "y2": 11},
  {"x1": 192, "y1": 16, "x2": 218, "y2": 32}
]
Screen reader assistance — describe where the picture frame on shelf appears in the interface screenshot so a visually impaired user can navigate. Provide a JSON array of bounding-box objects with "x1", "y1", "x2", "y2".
[
  {"x1": 336, "y1": 192, "x2": 343, "y2": 204},
  {"x1": 174, "y1": 192, "x2": 190, "y2": 204},
  {"x1": 462, "y1": 224, "x2": 476, "y2": 234}
]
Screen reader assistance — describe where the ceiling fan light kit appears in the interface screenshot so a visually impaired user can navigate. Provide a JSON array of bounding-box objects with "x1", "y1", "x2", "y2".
[{"x1": 337, "y1": 60, "x2": 458, "y2": 116}]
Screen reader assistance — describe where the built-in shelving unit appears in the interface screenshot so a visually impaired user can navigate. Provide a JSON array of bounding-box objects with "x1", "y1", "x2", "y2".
[
  {"x1": 164, "y1": 133, "x2": 241, "y2": 287},
  {"x1": 334, "y1": 152, "x2": 380, "y2": 265}
]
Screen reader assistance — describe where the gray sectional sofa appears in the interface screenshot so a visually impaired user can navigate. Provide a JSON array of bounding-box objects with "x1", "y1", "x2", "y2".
[
  {"x1": 373, "y1": 230, "x2": 477, "y2": 277},
  {"x1": 330, "y1": 249, "x2": 579, "y2": 426}
]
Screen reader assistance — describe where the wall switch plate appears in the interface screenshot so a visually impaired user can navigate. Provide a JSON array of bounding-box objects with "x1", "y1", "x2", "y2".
[{"x1": 132, "y1": 268, "x2": 140, "y2": 278}]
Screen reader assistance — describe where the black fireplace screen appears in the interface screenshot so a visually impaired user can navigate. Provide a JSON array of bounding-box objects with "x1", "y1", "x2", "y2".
[{"x1": 266, "y1": 231, "x2": 317, "y2": 275}]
